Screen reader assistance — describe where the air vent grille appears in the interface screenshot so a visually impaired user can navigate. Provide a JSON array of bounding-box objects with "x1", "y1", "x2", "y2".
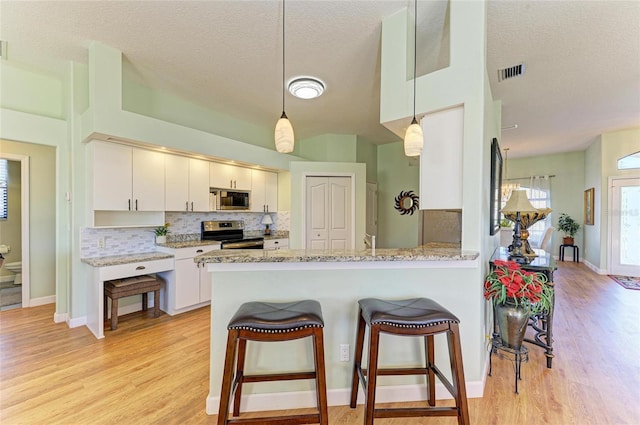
[{"x1": 497, "y1": 63, "x2": 525, "y2": 82}]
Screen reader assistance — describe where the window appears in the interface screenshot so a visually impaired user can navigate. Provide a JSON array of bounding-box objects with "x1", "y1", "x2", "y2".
[{"x1": 0, "y1": 159, "x2": 7, "y2": 220}]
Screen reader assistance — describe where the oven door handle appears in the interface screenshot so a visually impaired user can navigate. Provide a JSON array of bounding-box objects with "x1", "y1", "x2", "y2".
[{"x1": 222, "y1": 240, "x2": 264, "y2": 249}]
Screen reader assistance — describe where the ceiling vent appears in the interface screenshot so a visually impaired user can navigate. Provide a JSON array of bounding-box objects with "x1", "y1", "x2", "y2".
[{"x1": 497, "y1": 63, "x2": 525, "y2": 82}]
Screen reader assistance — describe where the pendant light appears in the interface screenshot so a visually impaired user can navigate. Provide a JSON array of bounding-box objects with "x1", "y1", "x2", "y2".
[
  {"x1": 275, "y1": 0, "x2": 294, "y2": 153},
  {"x1": 404, "y1": 0, "x2": 423, "y2": 157}
]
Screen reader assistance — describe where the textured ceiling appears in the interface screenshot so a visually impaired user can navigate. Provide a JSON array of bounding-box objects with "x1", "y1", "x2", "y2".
[{"x1": 1, "y1": 1, "x2": 639, "y2": 158}]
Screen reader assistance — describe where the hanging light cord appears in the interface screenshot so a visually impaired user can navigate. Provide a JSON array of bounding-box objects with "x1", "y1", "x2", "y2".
[
  {"x1": 281, "y1": 0, "x2": 286, "y2": 119},
  {"x1": 412, "y1": 0, "x2": 418, "y2": 124}
]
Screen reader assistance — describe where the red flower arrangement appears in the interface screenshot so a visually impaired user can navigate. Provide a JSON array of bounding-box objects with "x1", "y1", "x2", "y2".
[{"x1": 484, "y1": 260, "x2": 554, "y2": 314}]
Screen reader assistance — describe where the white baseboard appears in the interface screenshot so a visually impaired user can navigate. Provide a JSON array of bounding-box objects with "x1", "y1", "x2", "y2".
[
  {"x1": 68, "y1": 315, "x2": 87, "y2": 328},
  {"x1": 205, "y1": 380, "x2": 485, "y2": 415},
  {"x1": 582, "y1": 259, "x2": 607, "y2": 275},
  {"x1": 53, "y1": 312, "x2": 67, "y2": 323},
  {"x1": 29, "y1": 295, "x2": 55, "y2": 307}
]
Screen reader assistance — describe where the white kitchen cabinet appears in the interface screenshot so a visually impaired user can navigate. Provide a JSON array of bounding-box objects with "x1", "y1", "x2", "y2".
[
  {"x1": 210, "y1": 162, "x2": 252, "y2": 190},
  {"x1": 91, "y1": 141, "x2": 164, "y2": 211},
  {"x1": 264, "y1": 238, "x2": 288, "y2": 250},
  {"x1": 251, "y1": 169, "x2": 278, "y2": 212},
  {"x1": 165, "y1": 155, "x2": 210, "y2": 212},
  {"x1": 157, "y1": 244, "x2": 220, "y2": 315},
  {"x1": 419, "y1": 106, "x2": 463, "y2": 209}
]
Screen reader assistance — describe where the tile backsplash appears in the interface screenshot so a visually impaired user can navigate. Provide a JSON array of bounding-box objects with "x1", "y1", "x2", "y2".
[{"x1": 81, "y1": 211, "x2": 289, "y2": 258}]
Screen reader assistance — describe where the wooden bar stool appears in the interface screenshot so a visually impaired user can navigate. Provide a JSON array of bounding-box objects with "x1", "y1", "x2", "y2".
[
  {"x1": 104, "y1": 274, "x2": 162, "y2": 331},
  {"x1": 217, "y1": 300, "x2": 329, "y2": 425},
  {"x1": 350, "y1": 298, "x2": 470, "y2": 425}
]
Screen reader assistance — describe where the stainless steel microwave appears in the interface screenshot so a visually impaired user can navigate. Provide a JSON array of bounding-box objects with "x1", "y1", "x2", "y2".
[{"x1": 210, "y1": 189, "x2": 250, "y2": 211}]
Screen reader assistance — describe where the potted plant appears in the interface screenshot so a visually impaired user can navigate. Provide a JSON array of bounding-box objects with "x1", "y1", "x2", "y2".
[
  {"x1": 154, "y1": 223, "x2": 170, "y2": 244},
  {"x1": 557, "y1": 213, "x2": 579, "y2": 245},
  {"x1": 484, "y1": 260, "x2": 553, "y2": 349}
]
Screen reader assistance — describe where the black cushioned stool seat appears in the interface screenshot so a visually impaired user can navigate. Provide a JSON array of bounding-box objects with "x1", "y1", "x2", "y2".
[
  {"x1": 217, "y1": 300, "x2": 328, "y2": 425},
  {"x1": 350, "y1": 298, "x2": 470, "y2": 425}
]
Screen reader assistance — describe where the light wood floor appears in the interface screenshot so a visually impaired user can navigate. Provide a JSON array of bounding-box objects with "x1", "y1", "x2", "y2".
[{"x1": 1, "y1": 262, "x2": 639, "y2": 424}]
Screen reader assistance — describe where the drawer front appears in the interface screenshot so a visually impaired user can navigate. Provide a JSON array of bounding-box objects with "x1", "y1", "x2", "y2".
[
  {"x1": 172, "y1": 244, "x2": 221, "y2": 260},
  {"x1": 99, "y1": 258, "x2": 174, "y2": 281},
  {"x1": 264, "y1": 239, "x2": 289, "y2": 250}
]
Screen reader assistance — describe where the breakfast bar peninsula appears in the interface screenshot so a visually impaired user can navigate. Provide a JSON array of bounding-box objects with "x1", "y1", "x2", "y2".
[{"x1": 196, "y1": 244, "x2": 486, "y2": 415}]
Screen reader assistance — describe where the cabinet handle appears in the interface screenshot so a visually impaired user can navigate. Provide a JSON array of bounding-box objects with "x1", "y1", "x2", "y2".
[
  {"x1": 196, "y1": 249, "x2": 203, "y2": 253},
  {"x1": 135, "y1": 199, "x2": 138, "y2": 211},
  {"x1": 186, "y1": 201, "x2": 189, "y2": 211},
  {"x1": 191, "y1": 201, "x2": 194, "y2": 211},
  {"x1": 230, "y1": 179, "x2": 233, "y2": 188},
  {"x1": 128, "y1": 199, "x2": 131, "y2": 211},
  {"x1": 135, "y1": 266, "x2": 146, "y2": 270}
]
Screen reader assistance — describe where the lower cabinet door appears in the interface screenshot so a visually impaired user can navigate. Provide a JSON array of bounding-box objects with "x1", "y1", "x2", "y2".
[
  {"x1": 199, "y1": 263, "x2": 212, "y2": 302},
  {"x1": 174, "y1": 258, "x2": 201, "y2": 309}
]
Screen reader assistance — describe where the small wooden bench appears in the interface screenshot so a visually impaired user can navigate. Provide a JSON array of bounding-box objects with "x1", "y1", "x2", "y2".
[{"x1": 104, "y1": 274, "x2": 163, "y2": 331}]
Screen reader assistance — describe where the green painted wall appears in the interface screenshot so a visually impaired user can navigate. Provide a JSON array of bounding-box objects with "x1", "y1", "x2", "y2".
[
  {"x1": 298, "y1": 134, "x2": 357, "y2": 162},
  {"x1": 507, "y1": 151, "x2": 586, "y2": 258},
  {"x1": 122, "y1": 77, "x2": 273, "y2": 150},
  {"x1": 376, "y1": 142, "x2": 419, "y2": 248},
  {"x1": 584, "y1": 138, "x2": 602, "y2": 268},
  {"x1": 0, "y1": 62, "x2": 66, "y2": 119},
  {"x1": 356, "y1": 136, "x2": 379, "y2": 183}
]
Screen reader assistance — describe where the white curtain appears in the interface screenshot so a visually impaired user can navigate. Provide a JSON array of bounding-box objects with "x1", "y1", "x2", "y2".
[{"x1": 525, "y1": 176, "x2": 552, "y2": 246}]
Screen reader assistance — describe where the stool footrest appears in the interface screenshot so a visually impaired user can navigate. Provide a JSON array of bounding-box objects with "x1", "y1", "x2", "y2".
[
  {"x1": 374, "y1": 367, "x2": 429, "y2": 376},
  {"x1": 226, "y1": 414, "x2": 321, "y2": 425},
  {"x1": 375, "y1": 407, "x2": 459, "y2": 419},
  {"x1": 240, "y1": 371, "x2": 316, "y2": 383}
]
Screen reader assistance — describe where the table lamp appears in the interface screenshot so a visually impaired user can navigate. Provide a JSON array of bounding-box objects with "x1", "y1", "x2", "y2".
[
  {"x1": 501, "y1": 189, "x2": 538, "y2": 263},
  {"x1": 261, "y1": 214, "x2": 273, "y2": 236}
]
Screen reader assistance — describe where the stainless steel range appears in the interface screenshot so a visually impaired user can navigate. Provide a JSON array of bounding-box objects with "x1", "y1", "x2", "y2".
[{"x1": 201, "y1": 220, "x2": 264, "y2": 249}]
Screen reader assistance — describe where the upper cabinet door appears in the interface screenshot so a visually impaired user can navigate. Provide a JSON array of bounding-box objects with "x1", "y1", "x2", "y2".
[
  {"x1": 92, "y1": 142, "x2": 132, "y2": 211},
  {"x1": 189, "y1": 158, "x2": 210, "y2": 212},
  {"x1": 132, "y1": 148, "x2": 165, "y2": 211},
  {"x1": 420, "y1": 106, "x2": 463, "y2": 209},
  {"x1": 210, "y1": 163, "x2": 251, "y2": 190},
  {"x1": 251, "y1": 170, "x2": 278, "y2": 212},
  {"x1": 165, "y1": 155, "x2": 190, "y2": 211}
]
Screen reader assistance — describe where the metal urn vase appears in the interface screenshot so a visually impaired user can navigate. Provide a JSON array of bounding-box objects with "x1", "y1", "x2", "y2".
[{"x1": 496, "y1": 302, "x2": 530, "y2": 350}]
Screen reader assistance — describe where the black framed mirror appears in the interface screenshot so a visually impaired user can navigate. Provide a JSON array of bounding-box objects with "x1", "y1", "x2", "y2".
[
  {"x1": 490, "y1": 138, "x2": 502, "y2": 235},
  {"x1": 394, "y1": 190, "x2": 419, "y2": 215}
]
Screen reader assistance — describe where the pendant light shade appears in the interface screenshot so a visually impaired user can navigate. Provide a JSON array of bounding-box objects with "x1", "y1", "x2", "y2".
[
  {"x1": 275, "y1": 0, "x2": 294, "y2": 153},
  {"x1": 275, "y1": 112, "x2": 294, "y2": 153},
  {"x1": 404, "y1": 0, "x2": 423, "y2": 157},
  {"x1": 404, "y1": 117, "x2": 424, "y2": 156}
]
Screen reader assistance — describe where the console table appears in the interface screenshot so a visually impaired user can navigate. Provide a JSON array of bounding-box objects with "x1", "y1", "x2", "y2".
[{"x1": 490, "y1": 247, "x2": 557, "y2": 368}]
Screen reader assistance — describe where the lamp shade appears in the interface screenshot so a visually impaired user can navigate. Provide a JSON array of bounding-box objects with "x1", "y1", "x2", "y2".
[
  {"x1": 404, "y1": 121, "x2": 423, "y2": 157},
  {"x1": 501, "y1": 189, "x2": 537, "y2": 213},
  {"x1": 261, "y1": 214, "x2": 274, "y2": 225},
  {"x1": 275, "y1": 115, "x2": 294, "y2": 153}
]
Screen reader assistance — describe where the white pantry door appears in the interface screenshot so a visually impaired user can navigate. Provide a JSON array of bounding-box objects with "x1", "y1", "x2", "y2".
[
  {"x1": 306, "y1": 176, "x2": 352, "y2": 250},
  {"x1": 610, "y1": 177, "x2": 640, "y2": 276}
]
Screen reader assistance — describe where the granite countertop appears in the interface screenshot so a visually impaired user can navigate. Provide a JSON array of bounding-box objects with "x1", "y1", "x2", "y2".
[
  {"x1": 156, "y1": 240, "x2": 222, "y2": 249},
  {"x1": 195, "y1": 243, "x2": 477, "y2": 264},
  {"x1": 81, "y1": 252, "x2": 174, "y2": 267},
  {"x1": 156, "y1": 231, "x2": 289, "y2": 248}
]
